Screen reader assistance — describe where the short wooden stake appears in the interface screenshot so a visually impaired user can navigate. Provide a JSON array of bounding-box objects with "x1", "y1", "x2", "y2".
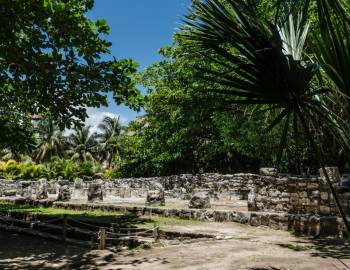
[{"x1": 99, "y1": 227, "x2": 106, "y2": 250}]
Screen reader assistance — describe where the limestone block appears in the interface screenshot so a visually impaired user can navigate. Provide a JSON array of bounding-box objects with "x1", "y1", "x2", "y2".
[
  {"x1": 188, "y1": 193, "x2": 211, "y2": 209},
  {"x1": 259, "y1": 168, "x2": 278, "y2": 177},
  {"x1": 87, "y1": 180, "x2": 103, "y2": 202},
  {"x1": 119, "y1": 185, "x2": 131, "y2": 198},
  {"x1": 299, "y1": 191, "x2": 308, "y2": 198},
  {"x1": 36, "y1": 178, "x2": 48, "y2": 200},
  {"x1": 320, "y1": 192, "x2": 329, "y2": 200},
  {"x1": 3, "y1": 189, "x2": 17, "y2": 197},
  {"x1": 298, "y1": 182, "x2": 307, "y2": 188},
  {"x1": 146, "y1": 190, "x2": 165, "y2": 206},
  {"x1": 57, "y1": 184, "x2": 71, "y2": 201},
  {"x1": 250, "y1": 215, "x2": 261, "y2": 226},
  {"x1": 20, "y1": 181, "x2": 32, "y2": 198},
  {"x1": 247, "y1": 188, "x2": 257, "y2": 211},
  {"x1": 74, "y1": 178, "x2": 84, "y2": 189},
  {"x1": 320, "y1": 205, "x2": 331, "y2": 215},
  {"x1": 307, "y1": 183, "x2": 319, "y2": 190}
]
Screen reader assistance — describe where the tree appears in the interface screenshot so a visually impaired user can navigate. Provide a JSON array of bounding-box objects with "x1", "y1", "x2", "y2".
[
  {"x1": 68, "y1": 126, "x2": 98, "y2": 163},
  {"x1": 33, "y1": 118, "x2": 66, "y2": 162},
  {"x1": 0, "y1": 0, "x2": 142, "y2": 151},
  {"x1": 115, "y1": 43, "x2": 283, "y2": 177},
  {"x1": 181, "y1": 0, "x2": 350, "y2": 234},
  {"x1": 97, "y1": 116, "x2": 123, "y2": 169}
]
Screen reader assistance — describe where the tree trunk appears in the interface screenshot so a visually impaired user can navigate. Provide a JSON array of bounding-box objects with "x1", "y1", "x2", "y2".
[{"x1": 319, "y1": 165, "x2": 350, "y2": 235}]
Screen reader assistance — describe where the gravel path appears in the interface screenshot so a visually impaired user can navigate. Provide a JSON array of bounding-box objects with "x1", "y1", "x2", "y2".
[{"x1": 0, "y1": 222, "x2": 349, "y2": 270}]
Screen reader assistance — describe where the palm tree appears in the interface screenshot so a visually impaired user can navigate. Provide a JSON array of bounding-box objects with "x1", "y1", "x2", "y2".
[
  {"x1": 33, "y1": 119, "x2": 66, "y2": 162},
  {"x1": 96, "y1": 116, "x2": 123, "y2": 169},
  {"x1": 181, "y1": 0, "x2": 350, "y2": 233},
  {"x1": 68, "y1": 126, "x2": 98, "y2": 163}
]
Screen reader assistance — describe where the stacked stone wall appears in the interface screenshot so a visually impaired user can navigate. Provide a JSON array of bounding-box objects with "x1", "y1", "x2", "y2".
[{"x1": 251, "y1": 175, "x2": 350, "y2": 216}]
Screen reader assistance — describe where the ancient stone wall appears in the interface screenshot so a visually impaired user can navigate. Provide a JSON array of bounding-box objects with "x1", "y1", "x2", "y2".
[
  {"x1": 1, "y1": 171, "x2": 350, "y2": 217},
  {"x1": 250, "y1": 175, "x2": 350, "y2": 216}
]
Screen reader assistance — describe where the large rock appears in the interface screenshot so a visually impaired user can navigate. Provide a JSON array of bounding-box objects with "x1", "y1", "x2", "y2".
[
  {"x1": 3, "y1": 189, "x2": 17, "y2": 197},
  {"x1": 259, "y1": 168, "x2": 278, "y2": 177},
  {"x1": 48, "y1": 181, "x2": 57, "y2": 194},
  {"x1": 36, "y1": 178, "x2": 48, "y2": 200},
  {"x1": 119, "y1": 184, "x2": 131, "y2": 198},
  {"x1": 247, "y1": 188, "x2": 257, "y2": 211},
  {"x1": 20, "y1": 181, "x2": 32, "y2": 198},
  {"x1": 57, "y1": 180, "x2": 71, "y2": 201},
  {"x1": 74, "y1": 178, "x2": 84, "y2": 189},
  {"x1": 72, "y1": 178, "x2": 85, "y2": 198},
  {"x1": 146, "y1": 190, "x2": 165, "y2": 206},
  {"x1": 188, "y1": 193, "x2": 211, "y2": 209},
  {"x1": 87, "y1": 180, "x2": 103, "y2": 202}
]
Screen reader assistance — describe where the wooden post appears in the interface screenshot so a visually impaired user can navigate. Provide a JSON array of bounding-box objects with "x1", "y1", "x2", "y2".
[
  {"x1": 153, "y1": 223, "x2": 159, "y2": 242},
  {"x1": 99, "y1": 227, "x2": 106, "y2": 250},
  {"x1": 62, "y1": 214, "x2": 67, "y2": 242}
]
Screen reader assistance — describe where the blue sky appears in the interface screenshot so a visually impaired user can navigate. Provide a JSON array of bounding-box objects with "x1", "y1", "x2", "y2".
[{"x1": 85, "y1": 0, "x2": 191, "y2": 131}]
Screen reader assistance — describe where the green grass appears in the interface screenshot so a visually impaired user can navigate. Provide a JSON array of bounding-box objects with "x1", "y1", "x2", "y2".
[
  {"x1": 0, "y1": 201, "x2": 204, "y2": 229},
  {"x1": 139, "y1": 215, "x2": 204, "y2": 229}
]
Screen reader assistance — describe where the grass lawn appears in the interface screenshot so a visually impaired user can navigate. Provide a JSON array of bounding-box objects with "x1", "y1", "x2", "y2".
[{"x1": 0, "y1": 201, "x2": 203, "y2": 230}]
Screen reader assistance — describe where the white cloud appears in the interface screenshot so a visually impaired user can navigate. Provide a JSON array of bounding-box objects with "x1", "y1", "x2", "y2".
[
  {"x1": 85, "y1": 108, "x2": 127, "y2": 134},
  {"x1": 65, "y1": 108, "x2": 127, "y2": 135}
]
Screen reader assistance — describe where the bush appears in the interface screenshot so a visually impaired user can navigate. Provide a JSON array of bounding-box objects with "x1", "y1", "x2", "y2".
[
  {"x1": 76, "y1": 161, "x2": 100, "y2": 180},
  {"x1": 103, "y1": 168, "x2": 113, "y2": 180},
  {"x1": 0, "y1": 158, "x2": 102, "y2": 181},
  {"x1": 42, "y1": 158, "x2": 101, "y2": 180},
  {"x1": 0, "y1": 160, "x2": 44, "y2": 180}
]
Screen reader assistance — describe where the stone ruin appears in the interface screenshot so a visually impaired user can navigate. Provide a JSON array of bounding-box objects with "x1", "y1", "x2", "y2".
[
  {"x1": 189, "y1": 192, "x2": 211, "y2": 209},
  {"x1": 57, "y1": 180, "x2": 71, "y2": 202},
  {"x1": 87, "y1": 179, "x2": 103, "y2": 202},
  {"x1": 0, "y1": 167, "x2": 349, "y2": 235},
  {"x1": 146, "y1": 183, "x2": 165, "y2": 206}
]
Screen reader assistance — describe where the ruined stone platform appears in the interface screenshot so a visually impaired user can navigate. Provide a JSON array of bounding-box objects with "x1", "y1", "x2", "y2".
[{"x1": 0, "y1": 197, "x2": 345, "y2": 237}]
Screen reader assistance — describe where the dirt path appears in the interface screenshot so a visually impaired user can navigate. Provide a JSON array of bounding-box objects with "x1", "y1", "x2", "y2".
[{"x1": 0, "y1": 222, "x2": 349, "y2": 270}]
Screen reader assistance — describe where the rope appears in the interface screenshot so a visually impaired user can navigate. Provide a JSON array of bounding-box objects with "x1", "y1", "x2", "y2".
[
  {"x1": 105, "y1": 227, "x2": 158, "y2": 237},
  {"x1": 67, "y1": 217, "x2": 107, "y2": 230}
]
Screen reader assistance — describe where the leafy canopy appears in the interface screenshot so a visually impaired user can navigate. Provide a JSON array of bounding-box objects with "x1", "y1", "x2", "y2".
[{"x1": 0, "y1": 0, "x2": 142, "y2": 150}]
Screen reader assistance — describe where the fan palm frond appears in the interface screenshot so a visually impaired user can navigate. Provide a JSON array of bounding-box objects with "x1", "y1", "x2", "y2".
[{"x1": 181, "y1": 0, "x2": 350, "y2": 234}]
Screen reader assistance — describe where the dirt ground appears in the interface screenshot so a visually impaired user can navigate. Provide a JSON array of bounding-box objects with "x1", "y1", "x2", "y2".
[{"x1": 0, "y1": 222, "x2": 349, "y2": 270}]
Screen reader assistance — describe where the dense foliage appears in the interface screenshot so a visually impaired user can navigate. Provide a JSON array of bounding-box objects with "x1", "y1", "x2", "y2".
[
  {"x1": 2, "y1": 0, "x2": 350, "y2": 180},
  {"x1": 0, "y1": 159, "x2": 102, "y2": 181},
  {"x1": 0, "y1": 0, "x2": 142, "y2": 153}
]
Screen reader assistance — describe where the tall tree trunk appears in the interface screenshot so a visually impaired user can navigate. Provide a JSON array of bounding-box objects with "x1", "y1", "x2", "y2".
[{"x1": 319, "y1": 162, "x2": 350, "y2": 235}]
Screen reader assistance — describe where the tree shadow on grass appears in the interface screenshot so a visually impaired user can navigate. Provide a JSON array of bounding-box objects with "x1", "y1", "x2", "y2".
[{"x1": 0, "y1": 201, "x2": 157, "y2": 229}]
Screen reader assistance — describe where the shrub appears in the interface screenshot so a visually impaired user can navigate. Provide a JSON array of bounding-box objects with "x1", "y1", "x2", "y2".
[
  {"x1": 0, "y1": 160, "x2": 44, "y2": 180},
  {"x1": 0, "y1": 157, "x2": 102, "y2": 181}
]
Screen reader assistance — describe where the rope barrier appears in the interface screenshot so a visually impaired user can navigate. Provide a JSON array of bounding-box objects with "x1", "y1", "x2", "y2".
[
  {"x1": 67, "y1": 217, "x2": 108, "y2": 230},
  {"x1": 0, "y1": 210, "x2": 161, "y2": 247},
  {"x1": 104, "y1": 227, "x2": 159, "y2": 237}
]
